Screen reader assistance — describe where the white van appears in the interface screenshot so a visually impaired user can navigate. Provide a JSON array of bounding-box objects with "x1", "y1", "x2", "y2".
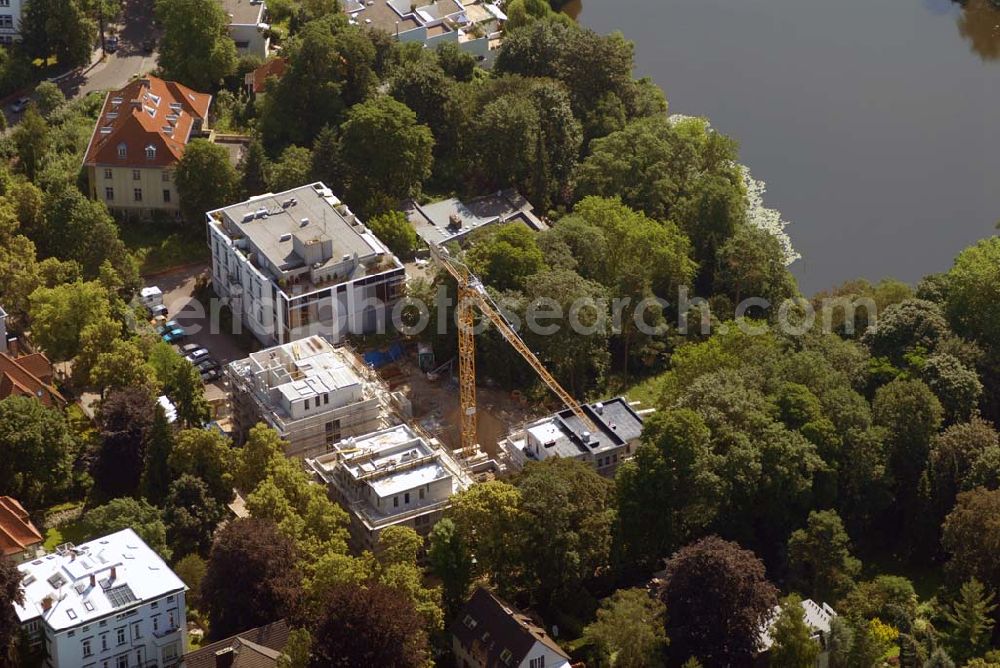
[{"x1": 140, "y1": 286, "x2": 164, "y2": 308}]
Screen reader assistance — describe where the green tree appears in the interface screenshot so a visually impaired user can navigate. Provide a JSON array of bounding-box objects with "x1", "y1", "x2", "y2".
[
  {"x1": 448, "y1": 481, "x2": 524, "y2": 596},
  {"x1": 827, "y1": 617, "x2": 855, "y2": 668},
  {"x1": 155, "y1": 0, "x2": 237, "y2": 89},
  {"x1": 660, "y1": 536, "x2": 778, "y2": 667},
  {"x1": 28, "y1": 281, "x2": 112, "y2": 361},
  {"x1": 202, "y1": 518, "x2": 303, "y2": 640},
  {"x1": 942, "y1": 488, "x2": 1000, "y2": 596},
  {"x1": 235, "y1": 423, "x2": 286, "y2": 493},
  {"x1": 581, "y1": 588, "x2": 667, "y2": 668},
  {"x1": 614, "y1": 408, "x2": 721, "y2": 569},
  {"x1": 920, "y1": 353, "x2": 983, "y2": 423},
  {"x1": 308, "y1": 582, "x2": 429, "y2": 668},
  {"x1": 170, "y1": 362, "x2": 211, "y2": 428},
  {"x1": 715, "y1": 223, "x2": 797, "y2": 306},
  {"x1": 174, "y1": 139, "x2": 238, "y2": 224},
  {"x1": 268, "y1": 145, "x2": 313, "y2": 193},
  {"x1": 83, "y1": 498, "x2": 171, "y2": 560},
  {"x1": 942, "y1": 578, "x2": 996, "y2": 664},
  {"x1": 11, "y1": 106, "x2": 49, "y2": 181},
  {"x1": 769, "y1": 594, "x2": 821, "y2": 668},
  {"x1": 427, "y1": 518, "x2": 472, "y2": 617},
  {"x1": 0, "y1": 396, "x2": 76, "y2": 508},
  {"x1": 0, "y1": 556, "x2": 24, "y2": 665},
  {"x1": 924, "y1": 418, "x2": 1000, "y2": 535},
  {"x1": 435, "y1": 42, "x2": 475, "y2": 81},
  {"x1": 140, "y1": 405, "x2": 176, "y2": 506},
  {"x1": 516, "y1": 458, "x2": 614, "y2": 606},
  {"x1": 466, "y1": 223, "x2": 545, "y2": 292},
  {"x1": 366, "y1": 210, "x2": 419, "y2": 260},
  {"x1": 33, "y1": 81, "x2": 65, "y2": 119},
  {"x1": 944, "y1": 237, "x2": 1000, "y2": 348},
  {"x1": 239, "y1": 136, "x2": 271, "y2": 197},
  {"x1": 90, "y1": 338, "x2": 159, "y2": 396},
  {"x1": 172, "y1": 553, "x2": 206, "y2": 609},
  {"x1": 338, "y1": 96, "x2": 433, "y2": 212},
  {"x1": 93, "y1": 388, "x2": 156, "y2": 500},
  {"x1": 169, "y1": 429, "x2": 235, "y2": 505},
  {"x1": 862, "y1": 298, "x2": 951, "y2": 364},
  {"x1": 787, "y1": 510, "x2": 862, "y2": 603},
  {"x1": 20, "y1": 0, "x2": 95, "y2": 68},
  {"x1": 164, "y1": 474, "x2": 226, "y2": 558}
]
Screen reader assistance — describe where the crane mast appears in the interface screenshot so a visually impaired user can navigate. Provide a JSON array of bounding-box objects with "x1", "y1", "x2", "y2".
[{"x1": 429, "y1": 244, "x2": 598, "y2": 457}]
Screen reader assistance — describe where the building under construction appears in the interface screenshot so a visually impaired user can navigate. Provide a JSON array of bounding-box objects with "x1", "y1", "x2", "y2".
[
  {"x1": 226, "y1": 335, "x2": 408, "y2": 459},
  {"x1": 306, "y1": 423, "x2": 473, "y2": 552}
]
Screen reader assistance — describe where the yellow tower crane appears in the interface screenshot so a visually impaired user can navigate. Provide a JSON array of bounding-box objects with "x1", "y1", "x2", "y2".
[{"x1": 428, "y1": 244, "x2": 598, "y2": 457}]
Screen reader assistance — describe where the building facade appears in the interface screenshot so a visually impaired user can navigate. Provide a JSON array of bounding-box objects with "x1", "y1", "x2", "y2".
[
  {"x1": 307, "y1": 424, "x2": 472, "y2": 552},
  {"x1": 451, "y1": 588, "x2": 571, "y2": 668},
  {"x1": 14, "y1": 529, "x2": 187, "y2": 668},
  {"x1": 226, "y1": 335, "x2": 397, "y2": 458},
  {"x1": 500, "y1": 397, "x2": 646, "y2": 477},
  {"x1": 83, "y1": 77, "x2": 211, "y2": 218},
  {"x1": 0, "y1": 0, "x2": 24, "y2": 45},
  {"x1": 207, "y1": 183, "x2": 406, "y2": 347},
  {"x1": 220, "y1": 0, "x2": 269, "y2": 58}
]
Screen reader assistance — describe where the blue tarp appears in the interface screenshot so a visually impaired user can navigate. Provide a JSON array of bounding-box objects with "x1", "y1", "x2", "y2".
[{"x1": 363, "y1": 342, "x2": 405, "y2": 368}]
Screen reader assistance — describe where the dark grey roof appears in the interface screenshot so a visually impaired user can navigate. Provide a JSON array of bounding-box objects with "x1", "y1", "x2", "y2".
[
  {"x1": 181, "y1": 620, "x2": 290, "y2": 668},
  {"x1": 530, "y1": 397, "x2": 645, "y2": 459},
  {"x1": 450, "y1": 588, "x2": 569, "y2": 668}
]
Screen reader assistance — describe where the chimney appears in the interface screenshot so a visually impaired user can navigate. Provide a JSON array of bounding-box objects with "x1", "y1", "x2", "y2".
[
  {"x1": 90, "y1": 574, "x2": 96, "y2": 588},
  {"x1": 215, "y1": 646, "x2": 236, "y2": 668},
  {"x1": 41, "y1": 596, "x2": 53, "y2": 612},
  {"x1": 110, "y1": 566, "x2": 117, "y2": 582}
]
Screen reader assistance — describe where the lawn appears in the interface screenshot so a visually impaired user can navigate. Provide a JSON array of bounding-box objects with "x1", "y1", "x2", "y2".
[
  {"x1": 120, "y1": 219, "x2": 209, "y2": 275},
  {"x1": 41, "y1": 501, "x2": 89, "y2": 552}
]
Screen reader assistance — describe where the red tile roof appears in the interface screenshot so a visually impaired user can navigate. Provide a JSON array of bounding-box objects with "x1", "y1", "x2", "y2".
[
  {"x1": 0, "y1": 496, "x2": 43, "y2": 559},
  {"x1": 247, "y1": 57, "x2": 288, "y2": 95},
  {"x1": 84, "y1": 76, "x2": 212, "y2": 168},
  {"x1": 0, "y1": 352, "x2": 65, "y2": 408}
]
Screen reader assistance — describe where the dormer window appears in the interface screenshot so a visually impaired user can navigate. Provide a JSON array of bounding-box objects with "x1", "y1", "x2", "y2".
[
  {"x1": 145, "y1": 145, "x2": 156, "y2": 160},
  {"x1": 117, "y1": 143, "x2": 127, "y2": 158}
]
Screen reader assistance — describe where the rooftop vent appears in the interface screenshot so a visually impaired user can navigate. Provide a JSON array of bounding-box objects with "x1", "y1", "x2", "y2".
[
  {"x1": 254, "y1": 208, "x2": 268, "y2": 219},
  {"x1": 448, "y1": 213, "x2": 463, "y2": 229},
  {"x1": 279, "y1": 233, "x2": 292, "y2": 242},
  {"x1": 282, "y1": 197, "x2": 297, "y2": 208},
  {"x1": 594, "y1": 402, "x2": 604, "y2": 414},
  {"x1": 299, "y1": 218, "x2": 309, "y2": 227},
  {"x1": 242, "y1": 212, "x2": 255, "y2": 223}
]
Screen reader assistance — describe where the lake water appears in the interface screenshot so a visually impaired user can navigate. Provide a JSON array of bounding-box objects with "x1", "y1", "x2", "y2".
[{"x1": 571, "y1": 0, "x2": 1000, "y2": 295}]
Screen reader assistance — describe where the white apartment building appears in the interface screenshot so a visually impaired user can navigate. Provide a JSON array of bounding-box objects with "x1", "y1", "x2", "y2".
[
  {"x1": 0, "y1": 0, "x2": 24, "y2": 45},
  {"x1": 14, "y1": 529, "x2": 187, "y2": 668},
  {"x1": 226, "y1": 335, "x2": 400, "y2": 458},
  {"x1": 207, "y1": 183, "x2": 406, "y2": 347},
  {"x1": 307, "y1": 424, "x2": 472, "y2": 551}
]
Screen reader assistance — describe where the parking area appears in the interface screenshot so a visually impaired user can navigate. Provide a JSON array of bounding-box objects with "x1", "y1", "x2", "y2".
[{"x1": 144, "y1": 263, "x2": 256, "y2": 399}]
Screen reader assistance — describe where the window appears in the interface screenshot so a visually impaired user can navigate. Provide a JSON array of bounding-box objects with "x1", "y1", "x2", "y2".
[
  {"x1": 419, "y1": 488, "x2": 425, "y2": 500},
  {"x1": 83, "y1": 639, "x2": 92, "y2": 657},
  {"x1": 163, "y1": 189, "x2": 171, "y2": 203},
  {"x1": 0, "y1": 15, "x2": 13, "y2": 29},
  {"x1": 167, "y1": 610, "x2": 176, "y2": 628},
  {"x1": 393, "y1": 496, "x2": 399, "y2": 508},
  {"x1": 304, "y1": 399, "x2": 309, "y2": 410},
  {"x1": 0, "y1": 0, "x2": 10, "y2": 8},
  {"x1": 84, "y1": 601, "x2": 94, "y2": 612},
  {"x1": 152, "y1": 616, "x2": 159, "y2": 633},
  {"x1": 133, "y1": 188, "x2": 142, "y2": 202},
  {"x1": 105, "y1": 187, "x2": 114, "y2": 200},
  {"x1": 131, "y1": 621, "x2": 142, "y2": 639},
  {"x1": 162, "y1": 171, "x2": 171, "y2": 182},
  {"x1": 499, "y1": 648, "x2": 513, "y2": 665},
  {"x1": 324, "y1": 393, "x2": 330, "y2": 405},
  {"x1": 145, "y1": 145, "x2": 156, "y2": 160},
  {"x1": 68, "y1": 630, "x2": 76, "y2": 637},
  {"x1": 132, "y1": 169, "x2": 140, "y2": 180},
  {"x1": 116, "y1": 655, "x2": 128, "y2": 668},
  {"x1": 104, "y1": 168, "x2": 112, "y2": 179},
  {"x1": 101, "y1": 634, "x2": 108, "y2": 651},
  {"x1": 67, "y1": 609, "x2": 77, "y2": 620},
  {"x1": 116, "y1": 627, "x2": 126, "y2": 645},
  {"x1": 529, "y1": 658, "x2": 546, "y2": 668},
  {"x1": 462, "y1": 614, "x2": 477, "y2": 630},
  {"x1": 117, "y1": 143, "x2": 126, "y2": 158},
  {"x1": 404, "y1": 492, "x2": 410, "y2": 504}
]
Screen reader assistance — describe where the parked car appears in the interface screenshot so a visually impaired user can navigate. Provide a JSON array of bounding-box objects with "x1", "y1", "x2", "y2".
[
  {"x1": 200, "y1": 367, "x2": 222, "y2": 382},
  {"x1": 10, "y1": 97, "x2": 30, "y2": 113},
  {"x1": 147, "y1": 304, "x2": 168, "y2": 319},
  {"x1": 185, "y1": 348, "x2": 210, "y2": 364},
  {"x1": 180, "y1": 343, "x2": 201, "y2": 355},
  {"x1": 162, "y1": 327, "x2": 186, "y2": 343},
  {"x1": 197, "y1": 358, "x2": 220, "y2": 373},
  {"x1": 157, "y1": 320, "x2": 180, "y2": 335},
  {"x1": 105, "y1": 36, "x2": 119, "y2": 53},
  {"x1": 142, "y1": 39, "x2": 155, "y2": 54}
]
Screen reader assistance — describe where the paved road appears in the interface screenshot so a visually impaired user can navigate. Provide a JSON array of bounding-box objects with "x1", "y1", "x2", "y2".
[{"x1": 58, "y1": 0, "x2": 160, "y2": 100}]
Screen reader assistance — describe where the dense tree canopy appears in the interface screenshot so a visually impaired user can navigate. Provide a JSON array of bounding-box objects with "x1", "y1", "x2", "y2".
[
  {"x1": 0, "y1": 396, "x2": 76, "y2": 508},
  {"x1": 155, "y1": 0, "x2": 237, "y2": 90}
]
